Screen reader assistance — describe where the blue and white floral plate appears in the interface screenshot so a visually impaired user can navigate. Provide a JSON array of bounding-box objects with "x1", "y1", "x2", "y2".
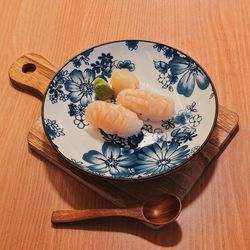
[{"x1": 42, "y1": 40, "x2": 218, "y2": 181}]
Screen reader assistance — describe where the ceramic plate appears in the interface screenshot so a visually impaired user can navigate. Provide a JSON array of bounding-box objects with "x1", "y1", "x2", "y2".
[{"x1": 42, "y1": 40, "x2": 218, "y2": 180}]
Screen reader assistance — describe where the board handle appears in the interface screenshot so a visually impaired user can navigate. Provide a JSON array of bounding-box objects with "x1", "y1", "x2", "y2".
[{"x1": 9, "y1": 53, "x2": 57, "y2": 98}]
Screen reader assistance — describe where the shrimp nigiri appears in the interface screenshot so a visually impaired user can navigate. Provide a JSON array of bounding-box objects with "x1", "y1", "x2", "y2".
[
  {"x1": 85, "y1": 101, "x2": 143, "y2": 137},
  {"x1": 110, "y1": 69, "x2": 139, "y2": 97},
  {"x1": 116, "y1": 89, "x2": 175, "y2": 122}
]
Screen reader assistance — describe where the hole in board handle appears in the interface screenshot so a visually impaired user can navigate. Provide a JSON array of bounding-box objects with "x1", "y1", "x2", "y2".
[{"x1": 22, "y1": 63, "x2": 36, "y2": 73}]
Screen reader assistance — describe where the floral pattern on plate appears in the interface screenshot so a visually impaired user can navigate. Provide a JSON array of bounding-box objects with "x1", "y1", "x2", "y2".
[
  {"x1": 153, "y1": 43, "x2": 210, "y2": 97},
  {"x1": 83, "y1": 143, "x2": 137, "y2": 177},
  {"x1": 47, "y1": 51, "x2": 136, "y2": 129},
  {"x1": 43, "y1": 40, "x2": 217, "y2": 180},
  {"x1": 135, "y1": 141, "x2": 189, "y2": 175},
  {"x1": 161, "y1": 101, "x2": 202, "y2": 144},
  {"x1": 44, "y1": 119, "x2": 65, "y2": 140}
]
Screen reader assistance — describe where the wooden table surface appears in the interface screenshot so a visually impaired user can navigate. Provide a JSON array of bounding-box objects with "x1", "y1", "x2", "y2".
[{"x1": 0, "y1": 0, "x2": 249, "y2": 249}]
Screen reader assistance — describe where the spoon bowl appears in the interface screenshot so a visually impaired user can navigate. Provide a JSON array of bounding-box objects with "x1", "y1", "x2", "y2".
[
  {"x1": 143, "y1": 194, "x2": 181, "y2": 225},
  {"x1": 52, "y1": 193, "x2": 181, "y2": 226}
]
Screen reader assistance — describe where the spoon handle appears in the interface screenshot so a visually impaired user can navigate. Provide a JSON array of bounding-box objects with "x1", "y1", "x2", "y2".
[{"x1": 51, "y1": 207, "x2": 141, "y2": 224}]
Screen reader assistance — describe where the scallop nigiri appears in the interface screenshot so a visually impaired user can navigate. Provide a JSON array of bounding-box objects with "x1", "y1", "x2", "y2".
[
  {"x1": 110, "y1": 69, "x2": 139, "y2": 97},
  {"x1": 85, "y1": 101, "x2": 143, "y2": 137},
  {"x1": 116, "y1": 89, "x2": 175, "y2": 122}
]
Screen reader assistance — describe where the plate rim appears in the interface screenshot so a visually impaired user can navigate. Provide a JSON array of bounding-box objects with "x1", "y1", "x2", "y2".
[{"x1": 41, "y1": 39, "x2": 219, "y2": 181}]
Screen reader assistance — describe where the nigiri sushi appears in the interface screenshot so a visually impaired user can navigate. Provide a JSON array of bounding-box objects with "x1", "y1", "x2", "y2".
[
  {"x1": 116, "y1": 89, "x2": 175, "y2": 122},
  {"x1": 110, "y1": 69, "x2": 139, "y2": 97},
  {"x1": 85, "y1": 101, "x2": 143, "y2": 137}
]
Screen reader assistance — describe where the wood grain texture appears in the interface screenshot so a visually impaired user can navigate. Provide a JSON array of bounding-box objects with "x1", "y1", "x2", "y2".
[
  {"x1": 9, "y1": 53, "x2": 57, "y2": 97},
  {"x1": 0, "y1": 0, "x2": 249, "y2": 249},
  {"x1": 8, "y1": 53, "x2": 238, "y2": 210}
]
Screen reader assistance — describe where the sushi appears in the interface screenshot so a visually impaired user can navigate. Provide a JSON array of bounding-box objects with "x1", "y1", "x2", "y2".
[
  {"x1": 116, "y1": 89, "x2": 175, "y2": 122},
  {"x1": 110, "y1": 69, "x2": 139, "y2": 97},
  {"x1": 85, "y1": 101, "x2": 143, "y2": 137}
]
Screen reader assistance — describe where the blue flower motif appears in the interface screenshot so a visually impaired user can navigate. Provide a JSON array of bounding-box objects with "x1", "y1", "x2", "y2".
[
  {"x1": 44, "y1": 119, "x2": 65, "y2": 140},
  {"x1": 158, "y1": 73, "x2": 178, "y2": 91},
  {"x1": 154, "y1": 60, "x2": 169, "y2": 74},
  {"x1": 141, "y1": 124, "x2": 153, "y2": 133},
  {"x1": 82, "y1": 143, "x2": 137, "y2": 177},
  {"x1": 163, "y1": 48, "x2": 174, "y2": 58},
  {"x1": 54, "y1": 70, "x2": 70, "y2": 84},
  {"x1": 100, "y1": 130, "x2": 144, "y2": 149},
  {"x1": 91, "y1": 60, "x2": 114, "y2": 78},
  {"x1": 189, "y1": 114, "x2": 202, "y2": 127},
  {"x1": 48, "y1": 81, "x2": 67, "y2": 103},
  {"x1": 65, "y1": 69, "x2": 95, "y2": 106},
  {"x1": 98, "y1": 53, "x2": 113, "y2": 65},
  {"x1": 72, "y1": 58, "x2": 81, "y2": 68},
  {"x1": 169, "y1": 56, "x2": 210, "y2": 97},
  {"x1": 158, "y1": 73, "x2": 170, "y2": 85},
  {"x1": 81, "y1": 48, "x2": 94, "y2": 58},
  {"x1": 68, "y1": 104, "x2": 88, "y2": 129},
  {"x1": 186, "y1": 101, "x2": 197, "y2": 112},
  {"x1": 73, "y1": 48, "x2": 94, "y2": 67},
  {"x1": 153, "y1": 43, "x2": 166, "y2": 52},
  {"x1": 68, "y1": 103, "x2": 85, "y2": 116},
  {"x1": 89, "y1": 52, "x2": 136, "y2": 79},
  {"x1": 125, "y1": 40, "x2": 139, "y2": 51},
  {"x1": 153, "y1": 44, "x2": 178, "y2": 58},
  {"x1": 90, "y1": 60, "x2": 104, "y2": 74},
  {"x1": 135, "y1": 141, "x2": 189, "y2": 175},
  {"x1": 100, "y1": 130, "x2": 126, "y2": 148},
  {"x1": 102, "y1": 63, "x2": 114, "y2": 78},
  {"x1": 175, "y1": 110, "x2": 192, "y2": 125},
  {"x1": 116, "y1": 60, "x2": 135, "y2": 71},
  {"x1": 48, "y1": 70, "x2": 69, "y2": 103},
  {"x1": 162, "y1": 118, "x2": 175, "y2": 130},
  {"x1": 74, "y1": 115, "x2": 89, "y2": 129},
  {"x1": 90, "y1": 53, "x2": 115, "y2": 76},
  {"x1": 171, "y1": 127, "x2": 197, "y2": 143}
]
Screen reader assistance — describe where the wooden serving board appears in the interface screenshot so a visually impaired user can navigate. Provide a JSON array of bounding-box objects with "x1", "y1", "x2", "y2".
[{"x1": 9, "y1": 53, "x2": 239, "y2": 209}]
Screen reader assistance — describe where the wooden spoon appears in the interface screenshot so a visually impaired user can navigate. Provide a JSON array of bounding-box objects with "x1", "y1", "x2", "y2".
[{"x1": 51, "y1": 194, "x2": 181, "y2": 225}]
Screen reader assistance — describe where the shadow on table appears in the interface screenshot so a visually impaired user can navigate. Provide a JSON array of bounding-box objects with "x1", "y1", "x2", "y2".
[
  {"x1": 30, "y1": 149, "x2": 112, "y2": 209},
  {"x1": 28, "y1": 121, "x2": 238, "y2": 247},
  {"x1": 182, "y1": 160, "x2": 218, "y2": 208},
  {"x1": 52, "y1": 218, "x2": 182, "y2": 247},
  {"x1": 29, "y1": 152, "x2": 182, "y2": 247},
  {"x1": 182, "y1": 126, "x2": 238, "y2": 208}
]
